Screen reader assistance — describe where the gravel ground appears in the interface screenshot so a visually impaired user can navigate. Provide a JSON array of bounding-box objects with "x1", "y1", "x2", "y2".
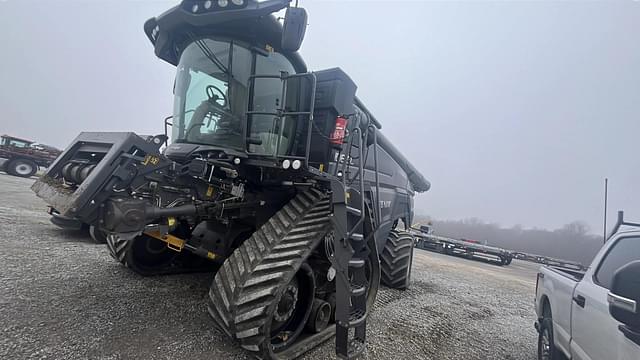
[{"x1": 0, "y1": 173, "x2": 538, "y2": 359}]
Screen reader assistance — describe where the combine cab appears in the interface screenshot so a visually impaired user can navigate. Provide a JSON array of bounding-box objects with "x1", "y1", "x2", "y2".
[{"x1": 32, "y1": 1, "x2": 430, "y2": 358}]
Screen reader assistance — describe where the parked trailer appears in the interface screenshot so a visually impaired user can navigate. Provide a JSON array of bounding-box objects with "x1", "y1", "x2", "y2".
[
  {"x1": 412, "y1": 226, "x2": 587, "y2": 271},
  {"x1": 412, "y1": 231, "x2": 514, "y2": 266},
  {"x1": 512, "y1": 252, "x2": 586, "y2": 271}
]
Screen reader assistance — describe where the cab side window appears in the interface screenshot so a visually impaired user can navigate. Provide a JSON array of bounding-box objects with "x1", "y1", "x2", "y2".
[{"x1": 594, "y1": 236, "x2": 640, "y2": 289}]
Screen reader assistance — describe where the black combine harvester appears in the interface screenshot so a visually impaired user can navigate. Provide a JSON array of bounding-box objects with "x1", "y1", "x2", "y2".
[{"x1": 32, "y1": 1, "x2": 430, "y2": 358}]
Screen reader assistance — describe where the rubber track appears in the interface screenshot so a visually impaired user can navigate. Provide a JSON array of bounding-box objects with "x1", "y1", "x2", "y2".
[
  {"x1": 106, "y1": 234, "x2": 129, "y2": 265},
  {"x1": 207, "y1": 188, "x2": 331, "y2": 359},
  {"x1": 380, "y1": 230, "x2": 414, "y2": 290}
]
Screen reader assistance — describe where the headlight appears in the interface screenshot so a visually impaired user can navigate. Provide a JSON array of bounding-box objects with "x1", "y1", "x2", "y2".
[
  {"x1": 282, "y1": 159, "x2": 291, "y2": 169},
  {"x1": 218, "y1": 0, "x2": 229, "y2": 7},
  {"x1": 292, "y1": 160, "x2": 301, "y2": 170},
  {"x1": 231, "y1": 0, "x2": 244, "y2": 5},
  {"x1": 204, "y1": 0, "x2": 212, "y2": 9}
]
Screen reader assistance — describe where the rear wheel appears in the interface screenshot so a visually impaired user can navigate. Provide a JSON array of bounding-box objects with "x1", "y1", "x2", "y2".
[
  {"x1": 380, "y1": 230, "x2": 414, "y2": 290},
  {"x1": 7, "y1": 159, "x2": 37, "y2": 177},
  {"x1": 538, "y1": 307, "x2": 561, "y2": 360}
]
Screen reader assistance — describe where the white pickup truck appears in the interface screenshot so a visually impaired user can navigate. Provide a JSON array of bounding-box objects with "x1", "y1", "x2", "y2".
[{"x1": 534, "y1": 213, "x2": 640, "y2": 360}]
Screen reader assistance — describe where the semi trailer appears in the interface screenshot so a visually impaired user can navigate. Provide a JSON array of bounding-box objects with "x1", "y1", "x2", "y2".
[{"x1": 31, "y1": 1, "x2": 430, "y2": 359}]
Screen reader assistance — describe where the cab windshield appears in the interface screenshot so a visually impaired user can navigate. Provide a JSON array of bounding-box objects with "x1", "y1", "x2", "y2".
[{"x1": 172, "y1": 38, "x2": 296, "y2": 153}]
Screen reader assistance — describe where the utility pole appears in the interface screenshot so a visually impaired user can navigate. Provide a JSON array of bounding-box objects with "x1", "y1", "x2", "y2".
[{"x1": 603, "y1": 178, "x2": 608, "y2": 243}]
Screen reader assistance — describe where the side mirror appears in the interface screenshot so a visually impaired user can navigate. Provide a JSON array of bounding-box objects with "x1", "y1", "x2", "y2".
[
  {"x1": 608, "y1": 260, "x2": 640, "y2": 345},
  {"x1": 281, "y1": 7, "x2": 307, "y2": 51}
]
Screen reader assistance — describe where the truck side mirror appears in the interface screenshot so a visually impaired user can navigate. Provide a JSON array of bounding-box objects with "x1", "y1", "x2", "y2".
[
  {"x1": 608, "y1": 260, "x2": 640, "y2": 346},
  {"x1": 281, "y1": 7, "x2": 307, "y2": 52}
]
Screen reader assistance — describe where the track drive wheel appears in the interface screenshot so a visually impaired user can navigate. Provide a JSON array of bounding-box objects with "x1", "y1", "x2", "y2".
[{"x1": 380, "y1": 229, "x2": 415, "y2": 290}]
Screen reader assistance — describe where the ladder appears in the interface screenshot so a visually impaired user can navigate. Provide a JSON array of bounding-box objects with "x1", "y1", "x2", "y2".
[{"x1": 330, "y1": 120, "x2": 379, "y2": 359}]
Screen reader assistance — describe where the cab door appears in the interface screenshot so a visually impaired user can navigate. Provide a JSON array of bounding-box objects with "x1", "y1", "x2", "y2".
[{"x1": 570, "y1": 235, "x2": 640, "y2": 360}]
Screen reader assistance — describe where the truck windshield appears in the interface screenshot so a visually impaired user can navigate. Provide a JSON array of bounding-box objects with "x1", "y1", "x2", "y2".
[{"x1": 172, "y1": 38, "x2": 296, "y2": 153}]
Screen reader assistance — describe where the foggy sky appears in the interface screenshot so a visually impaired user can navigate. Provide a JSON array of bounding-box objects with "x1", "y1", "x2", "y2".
[{"x1": 1, "y1": 0, "x2": 639, "y2": 233}]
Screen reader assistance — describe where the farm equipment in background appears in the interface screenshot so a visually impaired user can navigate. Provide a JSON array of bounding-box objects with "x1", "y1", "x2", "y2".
[
  {"x1": 0, "y1": 134, "x2": 61, "y2": 177},
  {"x1": 413, "y1": 229, "x2": 514, "y2": 266},
  {"x1": 512, "y1": 252, "x2": 586, "y2": 271},
  {"x1": 413, "y1": 225, "x2": 587, "y2": 271},
  {"x1": 31, "y1": 1, "x2": 430, "y2": 359}
]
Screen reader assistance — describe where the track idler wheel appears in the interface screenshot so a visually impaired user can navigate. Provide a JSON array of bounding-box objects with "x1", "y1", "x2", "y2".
[{"x1": 270, "y1": 263, "x2": 316, "y2": 351}]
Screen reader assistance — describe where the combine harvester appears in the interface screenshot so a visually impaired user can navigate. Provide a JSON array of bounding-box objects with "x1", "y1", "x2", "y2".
[{"x1": 31, "y1": 1, "x2": 430, "y2": 359}]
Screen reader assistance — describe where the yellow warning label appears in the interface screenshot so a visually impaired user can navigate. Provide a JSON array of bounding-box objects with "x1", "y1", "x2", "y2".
[
  {"x1": 319, "y1": 164, "x2": 324, "y2": 172},
  {"x1": 142, "y1": 154, "x2": 160, "y2": 166},
  {"x1": 206, "y1": 185, "x2": 214, "y2": 197}
]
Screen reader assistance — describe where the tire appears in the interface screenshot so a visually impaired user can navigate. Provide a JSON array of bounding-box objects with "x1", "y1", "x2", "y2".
[
  {"x1": 7, "y1": 158, "x2": 37, "y2": 177},
  {"x1": 89, "y1": 225, "x2": 108, "y2": 244},
  {"x1": 498, "y1": 256, "x2": 507, "y2": 266},
  {"x1": 106, "y1": 233, "x2": 178, "y2": 276},
  {"x1": 538, "y1": 314, "x2": 561, "y2": 360},
  {"x1": 380, "y1": 229, "x2": 415, "y2": 290}
]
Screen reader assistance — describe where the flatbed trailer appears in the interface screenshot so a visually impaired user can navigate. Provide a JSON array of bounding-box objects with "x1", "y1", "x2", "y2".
[
  {"x1": 512, "y1": 251, "x2": 586, "y2": 271},
  {"x1": 412, "y1": 231, "x2": 514, "y2": 266},
  {"x1": 412, "y1": 228, "x2": 587, "y2": 271}
]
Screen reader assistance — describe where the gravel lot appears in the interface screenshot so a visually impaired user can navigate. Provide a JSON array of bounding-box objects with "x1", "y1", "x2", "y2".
[{"x1": 0, "y1": 173, "x2": 538, "y2": 359}]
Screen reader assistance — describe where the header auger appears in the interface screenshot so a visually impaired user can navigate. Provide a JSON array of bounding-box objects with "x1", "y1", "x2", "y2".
[{"x1": 32, "y1": 1, "x2": 430, "y2": 358}]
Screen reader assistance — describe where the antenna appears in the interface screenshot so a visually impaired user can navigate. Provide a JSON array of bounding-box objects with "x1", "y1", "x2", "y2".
[{"x1": 603, "y1": 178, "x2": 608, "y2": 243}]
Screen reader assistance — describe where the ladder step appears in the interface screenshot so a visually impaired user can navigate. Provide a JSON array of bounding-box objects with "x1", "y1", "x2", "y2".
[
  {"x1": 350, "y1": 282, "x2": 366, "y2": 297},
  {"x1": 346, "y1": 206, "x2": 362, "y2": 217},
  {"x1": 348, "y1": 308, "x2": 367, "y2": 327},
  {"x1": 349, "y1": 233, "x2": 364, "y2": 242},
  {"x1": 348, "y1": 259, "x2": 365, "y2": 268}
]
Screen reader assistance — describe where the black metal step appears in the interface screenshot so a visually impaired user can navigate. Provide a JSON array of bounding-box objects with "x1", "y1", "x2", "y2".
[
  {"x1": 346, "y1": 206, "x2": 362, "y2": 217},
  {"x1": 350, "y1": 282, "x2": 366, "y2": 297},
  {"x1": 348, "y1": 258, "x2": 365, "y2": 268},
  {"x1": 349, "y1": 232, "x2": 364, "y2": 242}
]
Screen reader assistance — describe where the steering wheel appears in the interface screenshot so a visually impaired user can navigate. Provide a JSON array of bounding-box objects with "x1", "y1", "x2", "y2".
[{"x1": 206, "y1": 85, "x2": 228, "y2": 108}]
